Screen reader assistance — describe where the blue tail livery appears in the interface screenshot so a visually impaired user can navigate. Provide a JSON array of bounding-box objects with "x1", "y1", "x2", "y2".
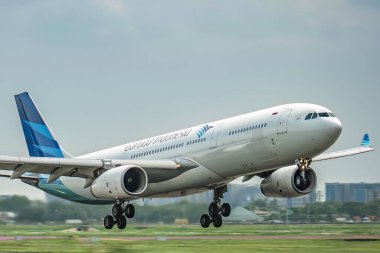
[
  {"x1": 361, "y1": 133, "x2": 371, "y2": 147},
  {"x1": 15, "y1": 92, "x2": 64, "y2": 158}
]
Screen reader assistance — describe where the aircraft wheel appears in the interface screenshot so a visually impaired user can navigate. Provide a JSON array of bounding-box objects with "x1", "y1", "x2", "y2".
[
  {"x1": 112, "y1": 204, "x2": 123, "y2": 218},
  {"x1": 116, "y1": 216, "x2": 127, "y2": 229},
  {"x1": 125, "y1": 204, "x2": 135, "y2": 219},
  {"x1": 213, "y1": 214, "x2": 223, "y2": 228},
  {"x1": 104, "y1": 215, "x2": 114, "y2": 229},
  {"x1": 221, "y1": 203, "x2": 231, "y2": 217},
  {"x1": 208, "y1": 202, "x2": 220, "y2": 218},
  {"x1": 200, "y1": 214, "x2": 211, "y2": 228}
]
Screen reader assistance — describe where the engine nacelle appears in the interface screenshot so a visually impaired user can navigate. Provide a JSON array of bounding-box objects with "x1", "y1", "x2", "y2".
[
  {"x1": 91, "y1": 165, "x2": 148, "y2": 200},
  {"x1": 260, "y1": 166, "x2": 317, "y2": 198}
]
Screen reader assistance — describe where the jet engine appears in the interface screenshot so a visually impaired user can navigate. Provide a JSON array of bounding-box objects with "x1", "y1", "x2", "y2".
[
  {"x1": 91, "y1": 165, "x2": 148, "y2": 199},
  {"x1": 260, "y1": 166, "x2": 316, "y2": 198}
]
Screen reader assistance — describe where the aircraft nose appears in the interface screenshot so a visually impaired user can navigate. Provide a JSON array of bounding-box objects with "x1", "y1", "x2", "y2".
[{"x1": 327, "y1": 117, "x2": 342, "y2": 138}]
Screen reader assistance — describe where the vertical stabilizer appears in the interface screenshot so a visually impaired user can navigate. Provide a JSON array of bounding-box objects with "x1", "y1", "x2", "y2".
[{"x1": 14, "y1": 92, "x2": 65, "y2": 158}]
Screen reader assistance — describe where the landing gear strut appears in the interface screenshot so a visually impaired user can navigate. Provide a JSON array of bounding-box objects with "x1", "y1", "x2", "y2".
[
  {"x1": 104, "y1": 202, "x2": 135, "y2": 230},
  {"x1": 295, "y1": 158, "x2": 312, "y2": 180},
  {"x1": 200, "y1": 186, "x2": 231, "y2": 228}
]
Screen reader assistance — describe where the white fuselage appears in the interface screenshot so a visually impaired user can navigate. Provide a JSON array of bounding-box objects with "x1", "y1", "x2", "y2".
[{"x1": 57, "y1": 103, "x2": 342, "y2": 203}]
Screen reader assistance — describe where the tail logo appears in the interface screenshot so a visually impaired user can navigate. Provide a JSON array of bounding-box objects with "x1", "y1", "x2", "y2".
[{"x1": 361, "y1": 133, "x2": 371, "y2": 147}]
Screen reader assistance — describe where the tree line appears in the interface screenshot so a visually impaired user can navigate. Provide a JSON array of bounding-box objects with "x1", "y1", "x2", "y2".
[
  {"x1": 247, "y1": 198, "x2": 380, "y2": 223},
  {"x1": 0, "y1": 196, "x2": 208, "y2": 224},
  {"x1": 0, "y1": 196, "x2": 379, "y2": 224}
]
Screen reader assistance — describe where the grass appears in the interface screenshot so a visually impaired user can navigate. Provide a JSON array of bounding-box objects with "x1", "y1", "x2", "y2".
[
  {"x1": 1, "y1": 223, "x2": 380, "y2": 237},
  {"x1": 1, "y1": 238, "x2": 380, "y2": 253},
  {"x1": 0, "y1": 224, "x2": 379, "y2": 252}
]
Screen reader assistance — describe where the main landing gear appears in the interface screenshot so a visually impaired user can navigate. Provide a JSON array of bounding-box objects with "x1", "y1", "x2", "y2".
[
  {"x1": 104, "y1": 202, "x2": 135, "y2": 229},
  {"x1": 200, "y1": 186, "x2": 231, "y2": 228}
]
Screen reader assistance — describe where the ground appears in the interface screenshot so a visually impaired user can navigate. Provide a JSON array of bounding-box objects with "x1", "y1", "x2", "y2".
[{"x1": 0, "y1": 224, "x2": 379, "y2": 252}]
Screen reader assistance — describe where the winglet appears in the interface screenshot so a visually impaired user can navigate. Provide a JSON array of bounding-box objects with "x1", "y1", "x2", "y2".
[
  {"x1": 14, "y1": 92, "x2": 66, "y2": 158},
  {"x1": 361, "y1": 133, "x2": 371, "y2": 147}
]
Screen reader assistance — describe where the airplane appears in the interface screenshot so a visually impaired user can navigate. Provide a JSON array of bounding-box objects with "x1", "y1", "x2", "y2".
[{"x1": 0, "y1": 92, "x2": 374, "y2": 229}]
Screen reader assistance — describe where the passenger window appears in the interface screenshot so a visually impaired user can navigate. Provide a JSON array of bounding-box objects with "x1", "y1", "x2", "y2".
[{"x1": 305, "y1": 113, "x2": 312, "y2": 120}]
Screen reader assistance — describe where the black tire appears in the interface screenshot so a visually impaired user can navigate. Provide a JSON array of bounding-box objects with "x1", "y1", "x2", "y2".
[
  {"x1": 208, "y1": 202, "x2": 220, "y2": 217},
  {"x1": 125, "y1": 204, "x2": 135, "y2": 219},
  {"x1": 112, "y1": 204, "x2": 123, "y2": 218},
  {"x1": 200, "y1": 214, "x2": 211, "y2": 228},
  {"x1": 213, "y1": 214, "x2": 223, "y2": 228},
  {"x1": 221, "y1": 203, "x2": 231, "y2": 217},
  {"x1": 116, "y1": 216, "x2": 127, "y2": 229},
  {"x1": 104, "y1": 215, "x2": 114, "y2": 229}
]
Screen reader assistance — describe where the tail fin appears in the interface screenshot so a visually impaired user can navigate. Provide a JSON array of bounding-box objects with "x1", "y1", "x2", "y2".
[
  {"x1": 14, "y1": 92, "x2": 66, "y2": 158},
  {"x1": 361, "y1": 133, "x2": 371, "y2": 147}
]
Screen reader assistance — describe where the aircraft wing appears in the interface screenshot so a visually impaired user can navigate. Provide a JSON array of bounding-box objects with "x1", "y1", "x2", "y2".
[
  {"x1": 313, "y1": 133, "x2": 374, "y2": 162},
  {"x1": 0, "y1": 156, "x2": 198, "y2": 184}
]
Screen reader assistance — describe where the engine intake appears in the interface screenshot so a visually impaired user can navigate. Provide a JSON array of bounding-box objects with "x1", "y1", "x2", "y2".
[
  {"x1": 122, "y1": 167, "x2": 147, "y2": 194},
  {"x1": 260, "y1": 166, "x2": 316, "y2": 198},
  {"x1": 91, "y1": 165, "x2": 148, "y2": 199}
]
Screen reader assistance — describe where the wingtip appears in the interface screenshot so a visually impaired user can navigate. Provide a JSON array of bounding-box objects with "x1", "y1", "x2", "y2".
[{"x1": 361, "y1": 133, "x2": 371, "y2": 147}]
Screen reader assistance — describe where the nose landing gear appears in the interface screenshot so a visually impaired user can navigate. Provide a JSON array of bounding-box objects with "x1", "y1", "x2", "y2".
[
  {"x1": 200, "y1": 186, "x2": 231, "y2": 228},
  {"x1": 295, "y1": 158, "x2": 312, "y2": 181},
  {"x1": 104, "y1": 202, "x2": 135, "y2": 229}
]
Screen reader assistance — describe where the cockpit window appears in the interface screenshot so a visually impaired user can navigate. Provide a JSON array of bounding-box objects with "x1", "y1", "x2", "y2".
[
  {"x1": 312, "y1": 113, "x2": 318, "y2": 119},
  {"x1": 318, "y1": 112, "x2": 330, "y2": 117},
  {"x1": 305, "y1": 113, "x2": 312, "y2": 120},
  {"x1": 329, "y1": 112, "x2": 335, "y2": 117}
]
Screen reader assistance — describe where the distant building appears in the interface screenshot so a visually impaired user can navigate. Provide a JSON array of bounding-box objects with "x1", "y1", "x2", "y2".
[
  {"x1": 0, "y1": 211, "x2": 16, "y2": 223},
  {"x1": 326, "y1": 183, "x2": 380, "y2": 203}
]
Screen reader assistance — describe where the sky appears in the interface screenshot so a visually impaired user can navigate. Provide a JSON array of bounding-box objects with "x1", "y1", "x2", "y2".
[{"x1": 0, "y1": 0, "x2": 379, "y2": 200}]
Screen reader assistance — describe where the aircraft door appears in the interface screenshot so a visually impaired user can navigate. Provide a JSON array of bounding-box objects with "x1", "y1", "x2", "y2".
[
  {"x1": 209, "y1": 124, "x2": 223, "y2": 149},
  {"x1": 277, "y1": 109, "x2": 292, "y2": 134}
]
